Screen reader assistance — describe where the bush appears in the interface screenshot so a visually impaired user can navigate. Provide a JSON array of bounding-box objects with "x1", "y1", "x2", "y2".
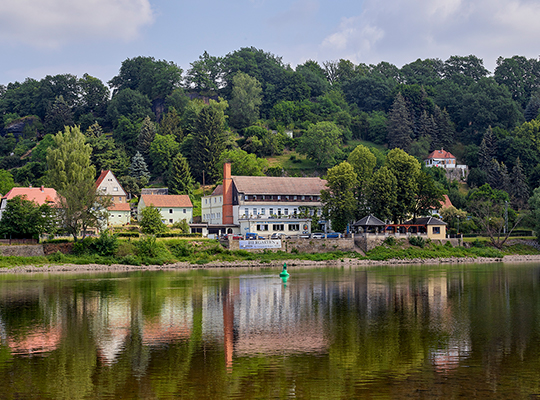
[
  {"x1": 48, "y1": 251, "x2": 66, "y2": 263},
  {"x1": 72, "y1": 237, "x2": 95, "y2": 255},
  {"x1": 168, "y1": 241, "x2": 194, "y2": 258},
  {"x1": 408, "y1": 236, "x2": 426, "y2": 248},
  {"x1": 383, "y1": 236, "x2": 396, "y2": 246},
  {"x1": 117, "y1": 232, "x2": 140, "y2": 238},
  {"x1": 136, "y1": 235, "x2": 159, "y2": 258},
  {"x1": 94, "y1": 230, "x2": 119, "y2": 256}
]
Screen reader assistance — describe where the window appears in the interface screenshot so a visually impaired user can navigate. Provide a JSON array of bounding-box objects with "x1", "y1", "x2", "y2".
[
  {"x1": 214, "y1": 197, "x2": 216, "y2": 203},
  {"x1": 257, "y1": 224, "x2": 269, "y2": 231},
  {"x1": 433, "y1": 227, "x2": 441, "y2": 234},
  {"x1": 253, "y1": 208, "x2": 257, "y2": 215},
  {"x1": 169, "y1": 209, "x2": 173, "y2": 213},
  {"x1": 262, "y1": 195, "x2": 265, "y2": 200},
  {"x1": 261, "y1": 208, "x2": 265, "y2": 215},
  {"x1": 245, "y1": 208, "x2": 249, "y2": 216},
  {"x1": 101, "y1": 187, "x2": 107, "y2": 192},
  {"x1": 301, "y1": 195, "x2": 305, "y2": 200},
  {"x1": 113, "y1": 187, "x2": 118, "y2": 191},
  {"x1": 284, "y1": 208, "x2": 289, "y2": 215},
  {"x1": 285, "y1": 196, "x2": 289, "y2": 200},
  {"x1": 277, "y1": 195, "x2": 281, "y2": 200},
  {"x1": 272, "y1": 224, "x2": 284, "y2": 231},
  {"x1": 205, "y1": 199, "x2": 207, "y2": 204},
  {"x1": 289, "y1": 224, "x2": 300, "y2": 231},
  {"x1": 294, "y1": 195, "x2": 297, "y2": 200},
  {"x1": 269, "y1": 208, "x2": 274, "y2": 215},
  {"x1": 293, "y1": 208, "x2": 297, "y2": 215},
  {"x1": 169, "y1": 219, "x2": 173, "y2": 223},
  {"x1": 277, "y1": 208, "x2": 282, "y2": 215},
  {"x1": 183, "y1": 209, "x2": 186, "y2": 213}
]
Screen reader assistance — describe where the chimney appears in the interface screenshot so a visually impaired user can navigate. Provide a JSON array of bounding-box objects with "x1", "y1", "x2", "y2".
[
  {"x1": 223, "y1": 162, "x2": 233, "y2": 224},
  {"x1": 40, "y1": 186, "x2": 44, "y2": 192}
]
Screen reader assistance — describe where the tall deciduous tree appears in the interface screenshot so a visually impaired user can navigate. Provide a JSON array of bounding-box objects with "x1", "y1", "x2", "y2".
[
  {"x1": 367, "y1": 166, "x2": 398, "y2": 221},
  {"x1": 228, "y1": 72, "x2": 262, "y2": 129},
  {"x1": 149, "y1": 134, "x2": 180, "y2": 175},
  {"x1": 348, "y1": 145, "x2": 376, "y2": 217},
  {"x1": 297, "y1": 121, "x2": 342, "y2": 167},
  {"x1": 168, "y1": 154, "x2": 194, "y2": 196},
  {"x1": 385, "y1": 148, "x2": 421, "y2": 223},
  {"x1": 47, "y1": 126, "x2": 109, "y2": 240},
  {"x1": 321, "y1": 161, "x2": 357, "y2": 233}
]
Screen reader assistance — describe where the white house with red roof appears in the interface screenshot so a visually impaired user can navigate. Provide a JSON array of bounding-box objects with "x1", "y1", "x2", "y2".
[
  {"x1": 0, "y1": 186, "x2": 58, "y2": 219},
  {"x1": 137, "y1": 194, "x2": 193, "y2": 225},
  {"x1": 95, "y1": 170, "x2": 131, "y2": 227},
  {"x1": 424, "y1": 149, "x2": 457, "y2": 168}
]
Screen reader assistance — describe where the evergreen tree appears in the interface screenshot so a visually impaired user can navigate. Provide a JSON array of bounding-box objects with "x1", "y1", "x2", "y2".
[
  {"x1": 511, "y1": 157, "x2": 529, "y2": 209},
  {"x1": 432, "y1": 106, "x2": 454, "y2": 150},
  {"x1": 478, "y1": 127, "x2": 497, "y2": 170},
  {"x1": 137, "y1": 116, "x2": 156, "y2": 157},
  {"x1": 387, "y1": 92, "x2": 413, "y2": 150},
  {"x1": 160, "y1": 107, "x2": 184, "y2": 143},
  {"x1": 168, "y1": 153, "x2": 194, "y2": 196},
  {"x1": 44, "y1": 95, "x2": 74, "y2": 135},
  {"x1": 85, "y1": 122, "x2": 104, "y2": 138},
  {"x1": 191, "y1": 102, "x2": 227, "y2": 184},
  {"x1": 129, "y1": 151, "x2": 150, "y2": 186},
  {"x1": 525, "y1": 93, "x2": 540, "y2": 122}
]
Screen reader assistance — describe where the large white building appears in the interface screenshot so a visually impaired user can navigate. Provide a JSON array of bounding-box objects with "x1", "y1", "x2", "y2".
[{"x1": 201, "y1": 163, "x2": 328, "y2": 237}]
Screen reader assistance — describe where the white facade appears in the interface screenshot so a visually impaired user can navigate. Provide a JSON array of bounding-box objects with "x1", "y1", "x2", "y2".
[{"x1": 201, "y1": 193, "x2": 223, "y2": 224}]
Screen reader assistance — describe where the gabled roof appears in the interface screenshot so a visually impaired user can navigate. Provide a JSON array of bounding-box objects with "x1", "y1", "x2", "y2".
[
  {"x1": 95, "y1": 170, "x2": 127, "y2": 196},
  {"x1": 232, "y1": 176, "x2": 327, "y2": 196},
  {"x1": 353, "y1": 215, "x2": 386, "y2": 227},
  {"x1": 426, "y1": 149, "x2": 456, "y2": 160},
  {"x1": 438, "y1": 194, "x2": 453, "y2": 209},
  {"x1": 2, "y1": 187, "x2": 58, "y2": 205},
  {"x1": 141, "y1": 194, "x2": 193, "y2": 208},
  {"x1": 403, "y1": 216, "x2": 447, "y2": 225},
  {"x1": 210, "y1": 185, "x2": 223, "y2": 196},
  {"x1": 108, "y1": 203, "x2": 131, "y2": 211}
]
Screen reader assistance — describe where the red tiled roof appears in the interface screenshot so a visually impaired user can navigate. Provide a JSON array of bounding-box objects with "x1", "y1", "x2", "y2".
[
  {"x1": 141, "y1": 194, "x2": 193, "y2": 208},
  {"x1": 439, "y1": 194, "x2": 453, "y2": 209},
  {"x1": 108, "y1": 203, "x2": 131, "y2": 211},
  {"x1": 232, "y1": 176, "x2": 327, "y2": 196},
  {"x1": 426, "y1": 149, "x2": 456, "y2": 160},
  {"x1": 95, "y1": 170, "x2": 109, "y2": 188},
  {"x1": 2, "y1": 187, "x2": 58, "y2": 205}
]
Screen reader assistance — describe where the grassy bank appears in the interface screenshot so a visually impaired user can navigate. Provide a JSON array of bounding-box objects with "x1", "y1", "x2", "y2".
[{"x1": 0, "y1": 236, "x2": 537, "y2": 268}]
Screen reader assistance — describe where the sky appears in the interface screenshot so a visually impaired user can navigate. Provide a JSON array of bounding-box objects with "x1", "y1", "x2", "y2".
[{"x1": 1, "y1": 0, "x2": 540, "y2": 86}]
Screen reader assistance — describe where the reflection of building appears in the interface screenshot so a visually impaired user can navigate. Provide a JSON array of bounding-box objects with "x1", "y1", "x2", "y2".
[
  {"x1": 142, "y1": 298, "x2": 192, "y2": 346},
  {"x1": 7, "y1": 326, "x2": 62, "y2": 356}
]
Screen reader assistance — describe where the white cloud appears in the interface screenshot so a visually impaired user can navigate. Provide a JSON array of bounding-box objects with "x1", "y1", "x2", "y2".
[
  {"x1": 0, "y1": 0, "x2": 154, "y2": 48},
  {"x1": 319, "y1": 0, "x2": 540, "y2": 71}
]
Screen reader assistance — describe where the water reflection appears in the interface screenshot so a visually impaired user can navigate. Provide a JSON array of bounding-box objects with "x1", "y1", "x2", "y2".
[{"x1": 1, "y1": 265, "x2": 540, "y2": 398}]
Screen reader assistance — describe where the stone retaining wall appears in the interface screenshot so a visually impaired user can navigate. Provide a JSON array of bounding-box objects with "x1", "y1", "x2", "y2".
[
  {"x1": 226, "y1": 237, "x2": 356, "y2": 253},
  {"x1": 354, "y1": 235, "x2": 461, "y2": 252},
  {"x1": 0, "y1": 245, "x2": 45, "y2": 257}
]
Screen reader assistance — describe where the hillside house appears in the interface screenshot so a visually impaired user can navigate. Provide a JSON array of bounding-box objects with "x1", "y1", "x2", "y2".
[
  {"x1": 137, "y1": 194, "x2": 193, "y2": 225},
  {"x1": 95, "y1": 170, "x2": 131, "y2": 226},
  {"x1": 0, "y1": 186, "x2": 58, "y2": 220}
]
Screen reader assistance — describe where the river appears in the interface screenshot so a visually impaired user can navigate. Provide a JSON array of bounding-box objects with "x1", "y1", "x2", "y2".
[{"x1": 0, "y1": 262, "x2": 539, "y2": 399}]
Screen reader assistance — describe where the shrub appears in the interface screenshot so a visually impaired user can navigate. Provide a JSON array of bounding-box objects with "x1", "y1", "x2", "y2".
[
  {"x1": 408, "y1": 236, "x2": 426, "y2": 248},
  {"x1": 444, "y1": 241, "x2": 453, "y2": 248},
  {"x1": 136, "y1": 235, "x2": 159, "y2": 258},
  {"x1": 117, "y1": 232, "x2": 140, "y2": 238},
  {"x1": 48, "y1": 251, "x2": 66, "y2": 263},
  {"x1": 383, "y1": 236, "x2": 396, "y2": 246},
  {"x1": 94, "y1": 230, "x2": 119, "y2": 256},
  {"x1": 168, "y1": 241, "x2": 194, "y2": 258},
  {"x1": 72, "y1": 237, "x2": 95, "y2": 255}
]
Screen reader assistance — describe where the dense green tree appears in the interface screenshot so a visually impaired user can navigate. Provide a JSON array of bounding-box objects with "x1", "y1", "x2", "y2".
[
  {"x1": 44, "y1": 95, "x2": 74, "y2": 135},
  {"x1": 47, "y1": 126, "x2": 109, "y2": 240},
  {"x1": 241, "y1": 125, "x2": 284, "y2": 156},
  {"x1": 149, "y1": 134, "x2": 180, "y2": 175},
  {"x1": 0, "y1": 169, "x2": 14, "y2": 195},
  {"x1": 367, "y1": 166, "x2": 398, "y2": 221},
  {"x1": 385, "y1": 148, "x2": 421, "y2": 222},
  {"x1": 494, "y1": 56, "x2": 540, "y2": 109},
  {"x1": 528, "y1": 187, "x2": 540, "y2": 242},
  {"x1": 297, "y1": 121, "x2": 342, "y2": 167},
  {"x1": 168, "y1": 153, "x2": 194, "y2": 196},
  {"x1": 219, "y1": 148, "x2": 267, "y2": 177},
  {"x1": 191, "y1": 101, "x2": 228, "y2": 183},
  {"x1": 140, "y1": 205, "x2": 167, "y2": 234},
  {"x1": 443, "y1": 55, "x2": 489, "y2": 81},
  {"x1": 343, "y1": 75, "x2": 393, "y2": 112},
  {"x1": 159, "y1": 107, "x2": 183, "y2": 143},
  {"x1": 513, "y1": 119, "x2": 540, "y2": 153},
  {"x1": 78, "y1": 73, "x2": 109, "y2": 118},
  {"x1": 468, "y1": 183, "x2": 519, "y2": 248},
  {"x1": 228, "y1": 72, "x2": 263, "y2": 129},
  {"x1": 107, "y1": 89, "x2": 153, "y2": 127},
  {"x1": 184, "y1": 51, "x2": 223, "y2": 94},
  {"x1": 413, "y1": 171, "x2": 445, "y2": 218},
  {"x1": 387, "y1": 92, "x2": 413, "y2": 150},
  {"x1": 0, "y1": 195, "x2": 56, "y2": 238},
  {"x1": 524, "y1": 92, "x2": 540, "y2": 121},
  {"x1": 113, "y1": 116, "x2": 142, "y2": 156},
  {"x1": 477, "y1": 126, "x2": 498, "y2": 170},
  {"x1": 137, "y1": 116, "x2": 157, "y2": 158},
  {"x1": 296, "y1": 60, "x2": 330, "y2": 97},
  {"x1": 348, "y1": 145, "x2": 376, "y2": 217},
  {"x1": 321, "y1": 161, "x2": 357, "y2": 232},
  {"x1": 400, "y1": 58, "x2": 444, "y2": 86},
  {"x1": 510, "y1": 157, "x2": 529, "y2": 209},
  {"x1": 85, "y1": 122, "x2": 104, "y2": 138},
  {"x1": 87, "y1": 135, "x2": 129, "y2": 178}
]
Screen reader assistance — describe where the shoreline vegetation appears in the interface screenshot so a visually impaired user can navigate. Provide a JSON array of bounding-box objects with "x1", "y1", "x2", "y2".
[{"x1": 1, "y1": 237, "x2": 540, "y2": 274}]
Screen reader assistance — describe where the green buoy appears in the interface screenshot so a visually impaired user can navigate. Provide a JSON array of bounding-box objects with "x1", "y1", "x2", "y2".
[{"x1": 279, "y1": 263, "x2": 289, "y2": 278}]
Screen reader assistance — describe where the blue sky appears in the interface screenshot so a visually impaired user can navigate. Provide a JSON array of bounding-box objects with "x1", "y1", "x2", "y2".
[{"x1": 1, "y1": 0, "x2": 540, "y2": 86}]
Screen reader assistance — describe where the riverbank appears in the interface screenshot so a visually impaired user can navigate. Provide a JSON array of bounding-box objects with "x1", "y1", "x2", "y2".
[{"x1": 2, "y1": 254, "x2": 540, "y2": 274}]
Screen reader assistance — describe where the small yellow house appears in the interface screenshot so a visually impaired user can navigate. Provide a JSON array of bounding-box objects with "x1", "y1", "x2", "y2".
[{"x1": 137, "y1": 194, "x2": 193, "y2": 225}]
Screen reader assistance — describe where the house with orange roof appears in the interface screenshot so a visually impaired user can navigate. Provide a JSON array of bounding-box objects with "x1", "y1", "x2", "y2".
[
  {"x1": 137, "y1": 194, "x2": 193, "y2": 225},
  {"x1": 95, "y1": 170, "x2": 131, "y2": 227},
  {"x1": 424, "y1": 149, "x2": 457, "y2": 169},
  {"x1": 0, "y1": 186, "x2": 58, "y2": 219}
]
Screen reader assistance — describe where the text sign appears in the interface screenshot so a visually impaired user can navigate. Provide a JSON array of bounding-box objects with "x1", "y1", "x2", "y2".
[{"x1": 239, "y1": 240, "x2": 282, "y2": 249}]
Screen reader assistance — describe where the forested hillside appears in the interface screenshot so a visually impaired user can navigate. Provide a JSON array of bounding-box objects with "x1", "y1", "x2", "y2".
[{"x1": 1, "y1": 48, "x2": 540, "y2": 238}]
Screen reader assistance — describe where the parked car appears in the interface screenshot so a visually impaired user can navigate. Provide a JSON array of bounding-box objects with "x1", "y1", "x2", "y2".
[
  {"x1": 246, "y1": 232, "x2": 264, "y2": 240},
  {"x1": 271, "y1": 233, "x2": 290, "y2": 239},
  {"x1": 311, "y1": 232, "x2": 325, "y2": 239},
  {"x1": 223, "y1": 234, "x2": 244, "y2": 240},
  {"x1": 326, "y1": 232, "x2": 342, "y2": 238}
]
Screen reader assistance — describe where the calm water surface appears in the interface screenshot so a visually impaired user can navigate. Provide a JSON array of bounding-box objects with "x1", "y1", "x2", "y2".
[{"x1": 1, "y1": 263, "x2": 540, "y2": 399}]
